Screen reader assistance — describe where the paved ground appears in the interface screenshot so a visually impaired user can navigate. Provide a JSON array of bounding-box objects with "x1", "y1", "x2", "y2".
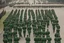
[{"x1": 0, "y1": 6, "x2": 64, "y2": 43}]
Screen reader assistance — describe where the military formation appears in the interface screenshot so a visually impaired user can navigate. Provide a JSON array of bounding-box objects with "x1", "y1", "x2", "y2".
[{"x1": 3, "y1": 9, "x2": 61, "y2": 43}]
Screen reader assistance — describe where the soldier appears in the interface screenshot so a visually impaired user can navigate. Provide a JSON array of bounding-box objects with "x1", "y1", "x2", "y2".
[
  {"x1": 38, "y1": 30, "x2": 42, "y2": 37},
  {"x1": 46, "y1": 18, "x2": 50, "y2": 28},
  {"x1": 3, "y1": 38, "x2": 8, "y2": 43},
  {"x1": 13, "y1": 25, "x2": 17, "y2": 32},
  {"x1": 33, "y1": 27, "x2": 37, "y2": 35},
  {"x1": 34, "y1": 36, "x2": 39, "y2": 43},
  {"x1": 41, "y1": 35, "x2": 46, "y2": 43},
  {"x1": 57, "y1": 36, "x2": 61, "y2": 43},
  {"x1": 46, "y1": 35, "x2": 52, "y2": 43},
  {"x1": 52, "y1": 22, "x2": 55, "y2": 33},
  {"x1": 25, "y1": 35, "x2": 30, "y2": 43},
  {"x1": 55, "y1": 32, "x2": 60, "y2": 37},
  {"x1": 27, "y1": 26, "x2": 31, "y2": 37},
  {"x1": 14, "y1": 35, "x2": 20, "y2": 43},
  {"x1": 12, "y1": 31, "x2": 17, "y2": 37},
  {"x1": 46, "y1": 29, "x2": 50, "y2": 37},
  {"x1": 55, "y1": 19, "x2": 59, "y2": 24},
  {"x1": 56, "y1": 24, "x2": 60, "y2": 30},
  {"x1": 8, "y1": 24, "x2": 13, "y2": 31},
  {"x1": 41, "y1": 30, "x2": 46, "y2": 36},
  {"x1": 56, "y1": 29, "x2": 60, "y2": 33},
  {"x1": 38, "y1": 25, "x2": 42, "y2": 31},
  {"x1": 8, "y1": 31, "x2": 12, "y2": 37},
  {"x1": 17, "y1": 27, "x2": 22, "y2": 37},
  {"x1": 41, "y1": 26, "x2": 45, "y2": 31},
  {"x1": 34, "y1": 30, "x2": 39, "y2": 37},
  {"x1": 23, "y1": 26, "x2": 26, "y2": 37},
  {"x1": 8, "y1": 36, "x2": 12, "y2": 43},
  {"x1": 3, "y1": 32, "x2": 8, "y2": 39},
  {"x1": 54, "y1": 35, "x2": 61, "y2": 43}
]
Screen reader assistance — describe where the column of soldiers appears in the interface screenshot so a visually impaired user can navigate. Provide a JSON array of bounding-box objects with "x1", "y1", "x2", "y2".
[{"x1": 3, "y1": 9, "x2": 61, "y2": 43}]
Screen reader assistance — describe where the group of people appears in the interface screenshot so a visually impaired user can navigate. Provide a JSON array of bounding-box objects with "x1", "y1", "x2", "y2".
[{"x1": 3, "y1": 9, "x2": 61, "y2": 43}]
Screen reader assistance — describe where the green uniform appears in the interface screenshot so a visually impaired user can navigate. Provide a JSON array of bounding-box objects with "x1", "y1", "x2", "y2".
[
  {"x1": 17, "y1": 27, "x2": 22, "y2": 37},
  {"x1": 52, "y1": 22, "x2": 55, "y2": 33},
  {"x1": 41, "y1": 35, "x2": 46, "y2": 43},
  {"x1": 3, "y1": 38, "x2": 8, "y2": 43},
  {"x1": 56, "y1": 29, "x2": 60, "y2": 33},
  {"x1": 56, "y1": 24, "x2": 60, "y2": 29},
  {"x1": 54, "y1": 37, "x2": 61, "y2": 43},
  {"x1": 13, "y1": 25, "x2": 17, "y2": 31},
  {"x1": 23, "y1": 26, "x2": 26, "y2": 37},
  {"x1": 9, "y1": 23, "x2": 13, "y2": 29},
  {"x1": 25, "y1": 35, "x2": 30, "y2": 43},
  {"x1": 27, "y1": 27, "x2": 31, "y2": 37},
  {"x1": 14, "y1": 36, "x2": 19, "y2": 43},
  {"x1": 8, "y1": 37, "x2": 12, "y2": 43},
  {"x1": 8, "y1": 32, "x2": 12, "y2": 37},
  {"x1": 3, "y1": 33, "x2": 8, "y2": 38},
  {"x1": 46, "y1": 29, "x2": 50, "y2": 36},
  {"x1": 34, "y1": 36, "x2": 39, "y2": 43},
  {"x1": 12, "y1": 31, "x2": 17, "y2": 37},
  {"x1": 55, "y1": 33, "x2": 60, "y2": 37},
  {"x1": 41, "y1": 31, "x2": 46, "y2": 36},
  {"x1": 47, "y1": 36, "x2": 52, "y2": 43},
  {"x1": 38, "y1": 25, "x2": 42, "y2": 31}
]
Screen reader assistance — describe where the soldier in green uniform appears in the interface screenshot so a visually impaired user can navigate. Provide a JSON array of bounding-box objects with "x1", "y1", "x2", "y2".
[
  {"x1": 14, "y1": 35, "x2": 20, "y2": 43},
  {"x1": 46, "y1": 35, "x2": 52, "y2": 43},
  {"x1": 55, "y1": 32, "x2": 60, "y2": 37},
  {"x1": 8, "y1": 36, "x2": 12, "y2": 43},
  {"x1": 9, "y1": 22, "x2": 13, "y2": 28},
  {"x1": 3, "y1": 27, "x2": 9, "y2": 32},
  {"x1": 3, "y1": 32, "x2": 8, "y2": 43},
  {"x1": 54, "y1": 35, "x2": 61, "y2": 43},
  {"x1": 55, "y1": 29, "x2": 60, "y2": 37},
  {"x1": 12, "y1": 31, "x2": 17, "y2": 37},
  {"x1": 23, "y1": 26, "x2": 26, "y2": 37},
  {"x1": 27, "y1": 26, "x2": 31, "y2": 37},
  {"x1": 34, "y1": 36, "x2": 39, "y2": 43},
  {"x1": 41, "y1": 30, "x2": 46, "y2": 36},
  {"x1": 41, "y1": 35, "x2": 46, "y2": 43},
  {"x1": 3, "y1": 38, "x2": 8, "y2": 43},
  {"x1": 46, "y1": 29, "x2": 50, "y2": 37},
  {"x1": 25, "y1": 35, "x2": 30, "y2": 43},
  {"x1": 56, "y1": 24, "x2": 60, "y2": 30},
  {"x1": 46, "y1": 18, "x2": 50, "y2": 28},
  {"x1": 38, "y1": 30, "x2": 42, "y2": 37},
  {"x1": 17, "y1": 27, "x2": 22, "y2": 37},
  {"x1": 33, "y1": 27, "x2": 37, "y2": 35},
  {"x1": 56, "y1": 29, "x2": 60, "y2": 34},
  {"x1": 13, "y1": 25, "x2": 18, "y2": 32},
  {"x1": 41, "y1": 26, "x2": 45, "y2": 32},
  {"x1": 34, "y1": 30, "x2": 39, "y2": 37},
  {"x1": 38, "y1": 25, "x2": 42, "y2": 31},
  {"x1": 52, "y1": 22, "x2": 55, "y2": 33}
]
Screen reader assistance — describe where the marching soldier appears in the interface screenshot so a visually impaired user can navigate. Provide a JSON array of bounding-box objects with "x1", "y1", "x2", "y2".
[
  {"x1": 54, "y1": 35, "x2": 61, "y2": 43},
  {"x1": 14, "y1": 35, "x2": 20, "y2": 43},
  {"x1": 23, "y1": 26, "x2": 26, "y2": 37},
  {"x1": 27, "y1": 26, "x2": 31, "y2": 37},
  {"x1": 52, "y1": 22, "x2": 55, "y2": 33},
  {"x1": 34, "y1": 36, "x2": 39, "y2": 43},
  {"x1": 3, "y1": 38, "x2": 8, "y2": 43},
  {"x1": 41, "y1": 35, "x2": 46, "y2": 43},
  {"x1": 17, "y1": 27, "x2": 22, "y2": 37},
  {"x1": 25, "y1": 35, "x2": 30, "y2": 43},
  {"x1": 46, "y1": 35, "x2": 52, "y2": 43},
  {"x1": 46, "y1": 29, "x2": 50, "y2": 37}
]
